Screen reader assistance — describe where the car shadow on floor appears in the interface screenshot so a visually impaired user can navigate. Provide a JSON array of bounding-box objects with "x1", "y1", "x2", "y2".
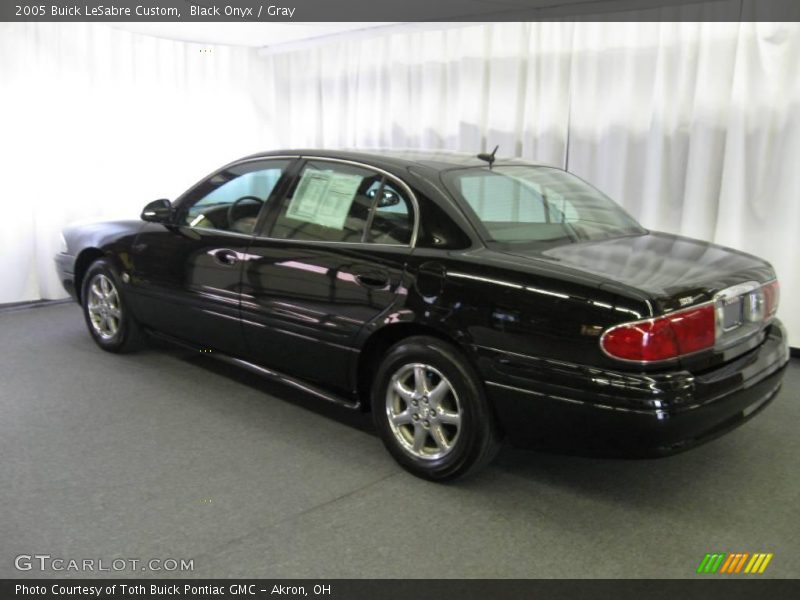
[
  {"x1": 157, "y1": 340, "x2": 777, "y2": 509},
  {"x1": 173, "y1": 347, "x2": 376, "y2": 435},
  {"x1": 481, "y1": 431, "x2": 773, "y2": 513}
]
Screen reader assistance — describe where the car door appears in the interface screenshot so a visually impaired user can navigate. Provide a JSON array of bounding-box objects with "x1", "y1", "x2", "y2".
[
  {"x1": 241, "y1": 158, "x2": 417, "y2": 393},
  {"x1": 130, "y1": 158, "x2": 296, "y2": 355}
]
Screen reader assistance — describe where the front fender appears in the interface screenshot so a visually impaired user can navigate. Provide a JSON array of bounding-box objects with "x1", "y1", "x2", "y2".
[{"x1": 62, "y1": 220, "x2": 144, "y2": 302}]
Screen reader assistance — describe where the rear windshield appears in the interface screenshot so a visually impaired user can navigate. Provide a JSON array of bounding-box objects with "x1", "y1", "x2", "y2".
[{"x1": 443, "y1": 166, "x2": 645, "y2": 249}]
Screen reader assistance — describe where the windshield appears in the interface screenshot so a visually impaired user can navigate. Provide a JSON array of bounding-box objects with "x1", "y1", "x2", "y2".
[{"x1": 443, "y1": 166, "x2": 645, "y2": 249}]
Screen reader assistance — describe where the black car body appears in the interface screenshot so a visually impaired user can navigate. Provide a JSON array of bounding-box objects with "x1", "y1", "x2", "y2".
[{"x1": 55, "y1": 150, "x2": 790, "y2": 479}]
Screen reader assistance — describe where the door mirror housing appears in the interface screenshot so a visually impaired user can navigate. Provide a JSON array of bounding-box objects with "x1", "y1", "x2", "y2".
[
  {"x1": 378, "y1": 190, "x2": 402, "y2": 208},
  {"x1": 141, "y1": 199, "x2": 173, "y2": 223},
  {"x1": 367, "y1": 187, "x2": 402, "y2": 208}
]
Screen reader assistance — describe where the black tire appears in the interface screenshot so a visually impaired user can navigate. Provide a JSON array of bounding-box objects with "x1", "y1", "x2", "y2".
[
  {"x1": 81, "y1": 258, "x2": 145, "y2": 353},
  {"x1": 371, "y1": 336, "x2": 502, "y2": 481}
]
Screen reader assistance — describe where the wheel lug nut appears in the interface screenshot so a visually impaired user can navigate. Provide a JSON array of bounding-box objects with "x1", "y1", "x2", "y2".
[
  {"x1": 423, "y1": 420, "x2": 430, "y2": 427},
  {"x1": 430, "y1": 409, "x2": 436, "y2": 416},
  {"x1": 413, "y1": 413, "x2": 419, "y2": 420},
  {"x1": 423, "y1": 397, "x2": 429, "y2": 404},
  {"x1": 411, "y1": 399, "x2": 418, "y2": 407}
]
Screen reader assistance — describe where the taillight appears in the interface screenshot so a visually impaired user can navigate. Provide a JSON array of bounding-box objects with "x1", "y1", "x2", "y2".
[
  {"x1": 601, "y1": 279, "x2": 779, "y2": 363},
  {"x1": 763, "y1": 280, "x2": 780, "y2": 320},
  {"x1": 601, "y1": 304, "x2": 715, "y2": 362}
]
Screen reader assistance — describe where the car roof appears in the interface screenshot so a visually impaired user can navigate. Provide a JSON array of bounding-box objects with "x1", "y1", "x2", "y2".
[{"x1": 241, "y1": 148, "x2": 544, "y2": 172}]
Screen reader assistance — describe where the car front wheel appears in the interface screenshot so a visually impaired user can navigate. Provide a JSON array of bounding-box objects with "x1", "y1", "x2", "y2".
[
  {"x1": 372, "y1": 336, "x2": 501, "y2": 481},
  {"x1": 81, "y1": 259, "x2": 144, "y2": 353}
]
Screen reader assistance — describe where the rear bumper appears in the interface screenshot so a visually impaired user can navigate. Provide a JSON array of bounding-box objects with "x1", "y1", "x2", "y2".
[{"x1": 481, "y1": 320, "x2": 790, "y2": 456}]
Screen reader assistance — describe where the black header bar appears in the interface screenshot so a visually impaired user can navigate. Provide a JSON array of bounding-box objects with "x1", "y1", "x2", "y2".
[{"x1": 3, "y1": 0, "x2": 800, "y2": 22}]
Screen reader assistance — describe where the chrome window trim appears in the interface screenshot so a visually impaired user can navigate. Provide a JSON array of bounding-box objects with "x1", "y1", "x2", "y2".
[
  {"x1": 252, "y1": 238, "x2": 412, "y2": 249},
  {"x1": 256, "y1": 155, "x2": 420, "y2": 249},
  {"x1": 231, "y1": 155, "x2": 299, "y2": 164},
  {"x1": 174, "y1": 155, "x2": 299, "y2": 208},
  {"x1": 176, "y1": 154, "x2": 419, "y2": 248},
  {"x1": 177, "y1": 226, "x2": 255, "y2": 240},
  {"x1": 176, "y1": 155, "x2": 299, "y2": 237}
]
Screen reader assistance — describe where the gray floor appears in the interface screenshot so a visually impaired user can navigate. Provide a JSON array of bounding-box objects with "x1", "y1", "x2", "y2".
[{"x1": 1, "y1": 302, "x2": 798, "y2": 579}]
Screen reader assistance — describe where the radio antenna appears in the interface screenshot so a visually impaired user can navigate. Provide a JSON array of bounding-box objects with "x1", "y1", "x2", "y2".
[{"x1": 477, "y1": 145, "x2": 499, "y2": 169}]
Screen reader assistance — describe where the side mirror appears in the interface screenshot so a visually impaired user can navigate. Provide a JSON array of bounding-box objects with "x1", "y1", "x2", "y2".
[
  {"x1": 141, "y1": 199, "x2": 172, "y2": 223},
  {"x1": 367, "y1": 188, "x2": 402, "y2": 208},
  {"x1": 378, "y1": 190, "x2": 401, "y2": 208}
]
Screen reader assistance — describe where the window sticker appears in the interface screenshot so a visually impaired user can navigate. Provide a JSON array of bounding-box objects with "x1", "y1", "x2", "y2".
[{"x1": 285, "y1": 170, "x2": 363, "y2": 230}]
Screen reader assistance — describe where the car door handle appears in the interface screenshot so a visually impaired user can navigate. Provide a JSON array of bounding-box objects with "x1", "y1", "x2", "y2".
[
  {"x1": 211, "y1": 249, "x2": 239, "y2": 266},
  {"x1": 354, "y1": 272, "x2": 389, "y2": 289}
]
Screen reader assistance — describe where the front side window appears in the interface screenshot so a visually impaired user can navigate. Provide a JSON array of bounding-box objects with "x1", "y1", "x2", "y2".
[
  {"x1": 271, "y1": 161, "x2": 413, "y2": 245},
  {"x1": 444, "y1": 166, "x2": 644, "y2": 249},
  {"x1": 180, "y1": 160, "x2": 290, "y2": 234}
]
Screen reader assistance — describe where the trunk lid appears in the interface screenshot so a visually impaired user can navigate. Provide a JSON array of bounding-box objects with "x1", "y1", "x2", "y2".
[
  {"x1": 506, "y1": 231, "x2": 775, "y2": 313},
  {"x1": 496, "y1": 231, "x2": 778, "y2": 370}
]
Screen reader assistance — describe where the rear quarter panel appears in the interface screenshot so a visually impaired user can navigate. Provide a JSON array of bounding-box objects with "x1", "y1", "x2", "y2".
[{"x1": 398, "y1": 248, "x2": 654, "y2": 375}]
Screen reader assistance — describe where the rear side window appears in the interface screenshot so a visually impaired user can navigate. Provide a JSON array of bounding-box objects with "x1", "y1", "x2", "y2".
[
  {"x1": 270, "y1": 161, "x2": 413, "y2": 245},
  {"x1": 367, "y1": 181, "x2": 413, "y2": 245}
]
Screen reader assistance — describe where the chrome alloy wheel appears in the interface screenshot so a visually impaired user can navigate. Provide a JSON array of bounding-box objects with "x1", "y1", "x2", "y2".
[
  {"x1": 86, "y1": 273, "x2": 122, "y2": 340},
  {"x1": 385, "y1": 363, "x2": 462, "y2": 460}
]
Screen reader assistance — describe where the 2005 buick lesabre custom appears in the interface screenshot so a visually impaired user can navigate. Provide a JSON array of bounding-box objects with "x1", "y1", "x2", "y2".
[{"x1": 55, "y1": 149, "x2": 789, "y2": 480}]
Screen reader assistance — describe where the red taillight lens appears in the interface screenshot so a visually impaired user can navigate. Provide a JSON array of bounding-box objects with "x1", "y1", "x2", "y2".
[
  {"x1": 601, "y1": 318, "x2": 678, "y2": 362},
  {"x1": 763, "y1": 280, "x2": 780, "y2": 319},
  {"x1": 602, "y1": 279, "x2": 778, "y2": 363},
  {"x1": 601, "y1": 304, "x2": 716, "y2": 362},
  {"x1": 667, "y1": 305, "x2": 717, "y2": 353}
]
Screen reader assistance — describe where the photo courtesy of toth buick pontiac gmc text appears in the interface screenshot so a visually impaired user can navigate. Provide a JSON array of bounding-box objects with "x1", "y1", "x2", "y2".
[{"x1": 54, "y1": 149, "x2": 790, "y2": 480}]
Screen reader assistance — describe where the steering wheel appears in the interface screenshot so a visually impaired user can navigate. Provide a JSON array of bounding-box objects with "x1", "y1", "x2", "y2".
[{"x1": 227, "y1": 195, "x2": 264, "y2": 229}]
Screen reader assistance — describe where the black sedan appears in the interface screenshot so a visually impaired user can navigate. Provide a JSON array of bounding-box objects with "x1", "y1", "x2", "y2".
[{"x1": 55, "y1": 149, "x2": 790, "y2": 480}]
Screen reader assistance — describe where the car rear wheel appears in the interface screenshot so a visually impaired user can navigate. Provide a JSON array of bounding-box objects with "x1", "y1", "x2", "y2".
[
  {"x1": 372, "y1": 336, "x2": 502, "y2": 481},
  {"x1": 81, "y1": 259, "x2": 144, "y2": 353}
]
